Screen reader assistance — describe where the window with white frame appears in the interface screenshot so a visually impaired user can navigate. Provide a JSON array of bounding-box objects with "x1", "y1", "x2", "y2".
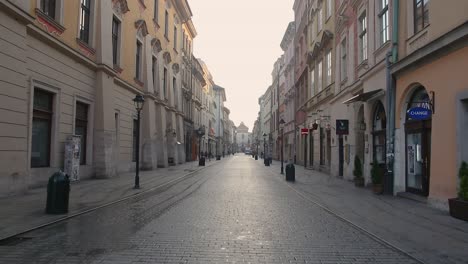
[
  {"x1": 358, "y1": 12, "x2": 368, "y2": 62},
  {"x1": 341, "y1": 39, "x2": 347, "y2": 81},
  {"x1": 414, "y1": 0, "x2": 429, "y2": 33},
  {"x1": 163, "y1": 67, "x2": 168, "y2": 99},
  {"x1": 327, "y1": 0, "x2": 332, "y2": 19},
  {"x1": 154, "y1": 0, "x2": 159, "y2": 23},
  {"x1": 317, "y1": 60, "x2": 323, "y2": 92},
  {"x1": 112, "y1": 16, "x2": 120, "y2": 66},
  {"x1": 310, "y1": 69, "x2": 315, "y2": 97},
  {"x1": 79, "y1": 0, "x2": 92, "y2": 44},
  {"x1": 164, "y1": 10, "x2": 169, "y2": 38},
  {"x1": 326, "y1": 51, "x2": 332, "y2": 86},
  {"x1": 173, "y1": 26, "x2": 177, "y2": 50},
  {"x1": 378, "y1": 0, "x2": 389, "y2": 45},
  {"x1": 318, "y1": 8, "x2": 323, "y2": 32},
  {"x1": 135, "y1": 40, "x2": 142, "y2": 80}
]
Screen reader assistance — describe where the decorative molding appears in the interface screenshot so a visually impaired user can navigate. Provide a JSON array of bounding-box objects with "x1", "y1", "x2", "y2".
[
  {"x1": 135, "y1": 20, "x2": 149, "y2": 37},
  {"x1": 163, "y1": 52, "x2": 172, "y2": 65},
  {"x1": 112, "y1": 0, "x2": 130, "y2": 15},
  {"x1": 172, "y1": 63, "x2": 180, "y2": 74},
  {"x1": 151, "y1": 38, "x2": 162, "y2": 53},
  {"x1": 134, "y1": 78, "x2": 144, "y2": 87},
  {"x1": 35, "y1": 8, "x2": 65, "y2": 36}
]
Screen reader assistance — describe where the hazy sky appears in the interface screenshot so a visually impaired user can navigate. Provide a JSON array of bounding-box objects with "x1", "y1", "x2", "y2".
[{"x1": 190, "y1": 1, "x2": 294, "y2": 131}]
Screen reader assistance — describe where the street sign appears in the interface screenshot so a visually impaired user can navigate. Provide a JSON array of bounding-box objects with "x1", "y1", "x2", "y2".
[
  {"x1": 336, "y1": 120, "x2": 349, "y2": 135},
  {"x1": 407, "y1": 107, "x2": 432, "y2": 120},
  {"x1": 301, "y1": 128, "x2": 309, "y2": 135}
]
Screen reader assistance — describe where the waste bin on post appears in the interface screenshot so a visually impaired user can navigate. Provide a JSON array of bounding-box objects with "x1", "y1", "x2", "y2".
[
  {"x1": 286, "y1": 164, "x2": 295, "y2": 182},
  {"x1": 46, "y1": 171, "x2": 70, "y2": 214},
  {"x1": 199, "y1": 156, "x2": 205, "y2": 166}
]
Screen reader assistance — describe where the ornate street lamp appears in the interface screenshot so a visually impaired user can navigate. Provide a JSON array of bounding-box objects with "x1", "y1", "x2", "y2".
[
  {"x1": 279, "y1": 119, "x2": 285, "y2": 174},
  {"x1": 133, "y1": 94, "x2": 145, "y2": 189}
]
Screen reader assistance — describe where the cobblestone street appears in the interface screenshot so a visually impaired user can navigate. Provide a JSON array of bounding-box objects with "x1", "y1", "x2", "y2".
[{"x1": 0, "y1": 156, "x2": 428, "y2": 264}]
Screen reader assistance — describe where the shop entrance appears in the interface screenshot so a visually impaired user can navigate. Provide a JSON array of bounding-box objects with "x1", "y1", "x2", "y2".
[{"x1": 405, "y1": 87, "x2": 432, "y2": 196}]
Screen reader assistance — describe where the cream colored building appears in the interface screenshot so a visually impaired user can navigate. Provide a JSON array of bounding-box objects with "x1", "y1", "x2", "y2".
[{"x1": 0, "y1": 0, "x2": 197, "y2": 196}]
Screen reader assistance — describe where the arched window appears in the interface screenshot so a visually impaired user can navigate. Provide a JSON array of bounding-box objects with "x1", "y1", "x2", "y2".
[{"x1": 373, "y1": 102, "x2": 386, "y2": 164}]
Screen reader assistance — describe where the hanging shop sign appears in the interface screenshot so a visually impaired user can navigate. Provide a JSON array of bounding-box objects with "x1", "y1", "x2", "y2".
[
  {"x1": 301, "y1": 128, "x2": 309, "y2": 135},
  {"x1": 336, "y1": 120, "x2": 349, "y2": 135},
  {"x1": 407, "y1": 107, "x2": 432, "y2": 120}
]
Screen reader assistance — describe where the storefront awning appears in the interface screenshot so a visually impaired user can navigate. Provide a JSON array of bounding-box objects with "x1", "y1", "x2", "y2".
[{"x1": 342, "y1": 89, "x2": 384, "y2": 104}]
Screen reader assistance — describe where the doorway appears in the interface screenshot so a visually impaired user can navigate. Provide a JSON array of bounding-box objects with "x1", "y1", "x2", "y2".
[{"x1": 405, "y1": 87, "x2": 432, "y2": 196}]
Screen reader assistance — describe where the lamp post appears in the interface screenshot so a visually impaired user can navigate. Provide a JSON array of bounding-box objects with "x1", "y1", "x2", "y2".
[
  {"x1": 262, "y1": 132, "x2": 267, "y2": 161},
  {"x1": 279, "y1": 119, "x2": 285, "y2": 174},
  {"x1": 197, "y1": 126, "x2": 205, "y2": 166},
  {"x1": 133, "y1": 94, "x2": 145, "y2": 189}
]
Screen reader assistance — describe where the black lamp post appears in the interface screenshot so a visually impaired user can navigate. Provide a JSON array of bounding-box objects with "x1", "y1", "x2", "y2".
[
  {"x1": 279, "y1": 119, "x2": 285, "y2": 174},
  {"x1": 197, "y1": 126, "x2": 205, "y2": 162},
  {"x1": 262, "y1": 132, "x2": 267, "y2": 160},
  {"x1": 133, "y1": 94, "x2": 145, "y2": 189}
]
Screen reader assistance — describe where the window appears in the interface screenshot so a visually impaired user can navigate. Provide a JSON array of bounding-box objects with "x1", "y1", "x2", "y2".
[
  {"x1": 154, "y1": 0, "x2": 159, "y2": 23},
  {"x1": 341, "y1": 39, "x2": 347, "y2": 81},
  {"x1": 358, "y1": 12, "x2": 368, "y2": 62},
  {"x1": 75, "y1": 102, "x2": 88, "y2": 165},
  {"x1": 135, "y1": 41, "x2": 142, "y2": 80},
  {"x1": 173, "y1": 77, "x2": 177, "y2": 106},
  {"x1": 112, "y1": 16, "x2": 120, "y2": 66},
  {"x1": 173, "y1": 26, "x2": 177, "y2": 50},
  {"x1": 31, "y1": 89, "x2": 53, "y2": 168},
  {"x1": 326, "y1": 51, "x2": 332, "y2": 86},
  {"x1": 152, "y1": 56, "x2": 158, "y2": 91},
  {"x1": 318, "y1": 8, "x2": 323, "y2": 32},
  {"x1": 163, "y1": 67, "x2": 168, "y2": 99},
  {"x1": 132, "y1": 119, "x2": 138, "y2": 162},
  {"x1": 317, "y1": 60, "x2": 322, "y2": 92},
  {"x1": 41, "y1": 0, "x2": 56, "y2": 19},
  {"x1": 414, "y1": 0, "x2": 429, "y2": 33},
  {"x1": 79, "y1": 0, "x2": 91, "y2": 44},
  {"x1": 164, "y1": 10, "x2": 169, "y2": 38},
  {"x1": 378, "y1": 0, "x2": 389, "y2": 45},
  {"x1": 327, "y1": 0, "x2": 332, "y2": 19},
  {"x1": 310, "y1": 69, "x2": 315, "y2": 97}
]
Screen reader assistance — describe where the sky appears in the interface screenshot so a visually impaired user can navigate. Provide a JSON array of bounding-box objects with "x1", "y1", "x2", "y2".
[{"x1": 190, "y1": 0, "x2": 294, "y2": 131}]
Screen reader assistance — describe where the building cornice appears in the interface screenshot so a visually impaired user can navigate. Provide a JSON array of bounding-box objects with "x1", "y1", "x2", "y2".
[{"x1": 0, "y1": 0, "x2": 36, "y2": 25}]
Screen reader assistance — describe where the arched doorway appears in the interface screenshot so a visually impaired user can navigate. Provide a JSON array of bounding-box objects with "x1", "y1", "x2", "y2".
[
  {"x1": 372, "y1": 101, "x2": 386, "y2": 166},
  {"x1": 405, "y1": 87, "x2": 432, "y2": 196}
]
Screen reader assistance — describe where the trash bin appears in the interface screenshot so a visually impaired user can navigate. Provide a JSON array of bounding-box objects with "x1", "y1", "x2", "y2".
[
  {"x1": 199, "y1": 157, "x2": 205, "y2": 166},
  {"x1": 46, "y1": 171, "x2": 70, "y2": 214},
  {"x1": 264, "y1": 158, "x2": 270, "y2": 166},
  {"x1": 255, "y1": 155, "x2": 258, "y2": 160},
  {"x1": 286, "y1": 164, "x2": 295, "y2": 182}
]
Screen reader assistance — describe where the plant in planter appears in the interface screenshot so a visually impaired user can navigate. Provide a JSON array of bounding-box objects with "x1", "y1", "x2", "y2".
[
  {"x1": 353, "y1": 156, "x2": 364, "y2": 187},
  {"x1": 371, "y1": 160, "x2": 383, "y2": 194},
  {"x1": 448, "y1": 161, "x2": 468, "y2": 221}
]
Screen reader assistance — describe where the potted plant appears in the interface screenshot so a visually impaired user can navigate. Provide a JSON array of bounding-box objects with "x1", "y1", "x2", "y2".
[
  {"x1": 371, "y1": 160, "x2": 383, "y2": 194},
  {"x1": 448, "y1": 161, "x2": 468, "y2": 221},
  {"x1": 353, "y1": 156, "x2": 364, "y2": 187}
]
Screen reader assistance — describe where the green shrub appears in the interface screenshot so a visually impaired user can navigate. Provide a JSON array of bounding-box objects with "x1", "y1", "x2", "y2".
[
  {"x1": 371, "y1": 160, "x2": 382, "y2": 185},
  {"x1": 353, "y1": 156, "x2": 363, "y2": 179},
  {"x1": 459, "y1": 161, "x2": 468, "y2": 201}
]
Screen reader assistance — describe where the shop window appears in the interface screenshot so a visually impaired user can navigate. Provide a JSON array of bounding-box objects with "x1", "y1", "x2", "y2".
[{"x1": 31, "y1": 89, "x2": 53, "y2": 168}]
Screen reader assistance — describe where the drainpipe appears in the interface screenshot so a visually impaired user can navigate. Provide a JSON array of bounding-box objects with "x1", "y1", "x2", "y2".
[{"x1": 385, "y1": 0, "x2": 399, "y2": 195}]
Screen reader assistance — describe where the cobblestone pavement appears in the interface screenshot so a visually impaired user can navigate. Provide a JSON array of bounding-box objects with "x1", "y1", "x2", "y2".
[{"x1": 0, "y1": 156, "x2": 421, "y2": 263}]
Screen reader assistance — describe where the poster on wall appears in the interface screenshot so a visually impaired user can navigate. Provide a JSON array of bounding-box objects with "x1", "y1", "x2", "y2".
[{"x1": 64, "y1": 135, "x2": 81, "y2": 181}]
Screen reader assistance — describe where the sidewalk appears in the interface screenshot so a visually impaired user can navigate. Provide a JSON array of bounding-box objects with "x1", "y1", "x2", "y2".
[
  {"x1": 0, "y1": 159, "x2": 218, "y2": 241},
  {"x1": 264, "y1": 160, "x2": 468, "y2": 264}
]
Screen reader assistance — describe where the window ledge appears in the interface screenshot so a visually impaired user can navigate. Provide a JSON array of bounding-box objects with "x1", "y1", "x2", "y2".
[
  {"x1": 114, "y1": 65, "x2": 123, "y2": 73},
  {"x1": 134, "y1": 78, "x2": 144, "y2": 87},
  {"x1": 76, "y1": 38, "x2": 96, "y2": 56},
  {"x1": 357, "y1": 59, "x2": 369, "y2": 70},
  {"x1": 374, "y1": 41, "x2": 391, "y2": 56},
  {"x1": 35, "y1": 8, "x2": 65, "y2": 35}
]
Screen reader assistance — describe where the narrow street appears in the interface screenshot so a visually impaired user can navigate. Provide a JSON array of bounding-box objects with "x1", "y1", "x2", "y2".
[{"x1": 0, "y1": 156, "x2": 420, "y2": 264}]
